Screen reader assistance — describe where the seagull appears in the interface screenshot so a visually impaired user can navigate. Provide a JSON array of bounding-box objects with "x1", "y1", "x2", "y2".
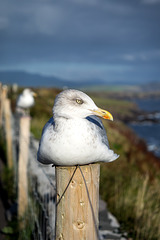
[
  {"x1": 16, "y1": 88, "x2": 37, "y2": 114},
  {"x1": 37, "y1": 89, "x2": 119, "y2": 166}
]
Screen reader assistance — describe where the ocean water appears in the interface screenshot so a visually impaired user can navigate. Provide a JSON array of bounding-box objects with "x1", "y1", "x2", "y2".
[
  {"x1": 134, "y1": 98, "x2": 160, "y2": 112},
  {"x1": 129, "y1": 98, "x2": 160, "y2": 158}
]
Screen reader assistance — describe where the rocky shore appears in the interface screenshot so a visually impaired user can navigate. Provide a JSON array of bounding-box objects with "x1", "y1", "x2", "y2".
[{"x1": 125, "y1": 110, "x2": 160, "y2": 124}]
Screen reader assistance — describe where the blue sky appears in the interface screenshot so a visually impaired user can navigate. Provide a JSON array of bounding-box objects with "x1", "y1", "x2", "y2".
[{"x1": 0, "y1": 0, "x2": 160, "y2": 83}]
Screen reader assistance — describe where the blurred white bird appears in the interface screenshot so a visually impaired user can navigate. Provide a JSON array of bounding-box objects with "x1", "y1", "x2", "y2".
[
  {"x1": 16, "y1": 88, "x2": 37, "y2": 115},
  {"x1": 37, "y1": 89, "x2": 119, "y2": 166}
]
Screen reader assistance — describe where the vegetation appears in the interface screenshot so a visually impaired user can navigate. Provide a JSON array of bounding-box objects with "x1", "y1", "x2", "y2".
[
  {"x1": 0, "y1": 128, "x2": 18, "y2": 240},
  {"x1": 6, "y1": 87, "x2": 160, "y2": 239},
  {"x1": 100, "y1": 120, "x2": 160, "y2": 240},
  {"x1": 91, "y1": 96, "x2": 138, "y2": 121},
  {"x1": 0, "y1": 128, "x2": 7, "y2": 162}
]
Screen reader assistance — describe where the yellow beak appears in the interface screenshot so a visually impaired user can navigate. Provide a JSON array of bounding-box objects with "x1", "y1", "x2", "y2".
[
  {"x1": 32, "y1": 92, "x2": 37, "y2": 97},
  {"x1": 91, "y1": 108, "x2": 113, "y2": 121}
]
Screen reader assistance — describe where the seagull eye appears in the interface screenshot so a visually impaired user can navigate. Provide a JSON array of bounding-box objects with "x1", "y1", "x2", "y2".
[{"x1": 76, "y1": 98, "x2": 83, "y2": 104}]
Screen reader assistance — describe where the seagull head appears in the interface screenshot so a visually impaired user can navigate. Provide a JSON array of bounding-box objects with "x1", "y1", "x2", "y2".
[
  {"x1": 53, "y1": 89, "x2": 113, "y2": 120},
  {"x1": 23, "y1": 88, "x2": 37, "y2": 97}
]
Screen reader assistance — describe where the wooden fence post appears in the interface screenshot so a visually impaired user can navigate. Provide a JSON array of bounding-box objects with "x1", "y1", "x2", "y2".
[
  {"x1": 4, "y1": 98, "x2": 13, "y2": 169},
  {"x1": 18, "y1": 116, "x2": 30, "y2": 220},
  {"x1": 0, "y1": 82, "x2": 2, "y2": 125},
  {"x1": 55, "y1": 164, "x2": 100, "y2": 240},
  {"x1": 0, "y1": 85, "x2": 8, "y2": 126}
]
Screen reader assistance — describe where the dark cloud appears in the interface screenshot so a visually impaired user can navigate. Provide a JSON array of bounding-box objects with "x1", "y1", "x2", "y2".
[{"x1": 0, "y1": 0, "x2": 160, "y2": 82}]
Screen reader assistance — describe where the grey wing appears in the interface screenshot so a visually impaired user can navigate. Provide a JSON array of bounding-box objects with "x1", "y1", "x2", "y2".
[
  {"x1": 86, "y1": 115, "x2": 109, "y2": 147},
  {"x1": 37, "y1": 117, "x2": 55, "y2": 164},
  {"x1": 16, "y1": 94, "x2": 22, "y2": 107},
  {"x1": 41, "y1": 117, "x2": 55, "y2": 135}
]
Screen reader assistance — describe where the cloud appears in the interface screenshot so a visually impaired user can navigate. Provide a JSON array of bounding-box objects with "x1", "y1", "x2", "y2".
[
  {"x1": 0, "y1": 1, "x2": 65, "y2": 35},
  {"x1": 122, "y1": 50, "x2": 160, "y2": 62},
  {"x1": 0, "y1": 0, "x2": 160, "y2": 83}
]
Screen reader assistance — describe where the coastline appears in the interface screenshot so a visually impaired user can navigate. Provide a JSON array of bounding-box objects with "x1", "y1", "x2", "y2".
[{"x1": 125, "y1": 97, "x2": 160, "y2": 158}]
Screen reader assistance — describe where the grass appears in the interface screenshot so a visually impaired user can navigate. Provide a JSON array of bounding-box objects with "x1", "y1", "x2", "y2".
[
  {"x1": 100, "y1": 119, "x2": 160, "y2": 240},
  {"x1": 91, "y1": 96, "x2": 137, "y2": 120},
  {"x1": 100, "y1": 163, "x2": 160, "y2": 240},
  {"x1": 82, "y1": 84, "x2": 140, "y2": 92}
]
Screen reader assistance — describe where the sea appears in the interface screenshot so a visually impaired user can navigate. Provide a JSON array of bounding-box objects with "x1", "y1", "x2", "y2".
[{"x1": 129, "y1": 98, "x2": 160, "y2": 158}]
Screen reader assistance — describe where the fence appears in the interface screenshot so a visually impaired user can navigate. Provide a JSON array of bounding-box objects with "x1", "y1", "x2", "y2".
[
  {"x1": 0, "y1": 85, "x2": 56, "y2": 239},
  {"x1": 0, "y1": 84, "x2": 124, "y2": 240}
]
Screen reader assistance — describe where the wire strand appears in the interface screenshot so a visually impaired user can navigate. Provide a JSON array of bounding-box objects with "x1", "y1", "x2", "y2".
[{"x1": 56, "y1": 166, "x2": 78, "y2": 207}]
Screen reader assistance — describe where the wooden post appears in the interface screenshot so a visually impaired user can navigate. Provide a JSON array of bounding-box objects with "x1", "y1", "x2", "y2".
[
  {"x1": 55, "y1": 164, "x2": 100, "y2": 240},
  {"x1": 0, "y1": 85, "x2": 8, "y2": 126},
  {"x1": 0, "y1": 82, "x2": 2, "y2": 125},
  {"x1": 18, "y1": 116, "x2": 30, "y2": 219},
  {"x1": 4, "y1": 98, "x2": 13, "y2": 169}
]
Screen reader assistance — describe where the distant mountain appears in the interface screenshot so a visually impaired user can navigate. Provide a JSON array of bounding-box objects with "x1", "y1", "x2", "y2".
[
  {"x1": 0, "y1": 70, "x2": 159, "y2": 91},
  {"x1": 0, "y1": 70, "x2": 106, "y2": 88}
]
